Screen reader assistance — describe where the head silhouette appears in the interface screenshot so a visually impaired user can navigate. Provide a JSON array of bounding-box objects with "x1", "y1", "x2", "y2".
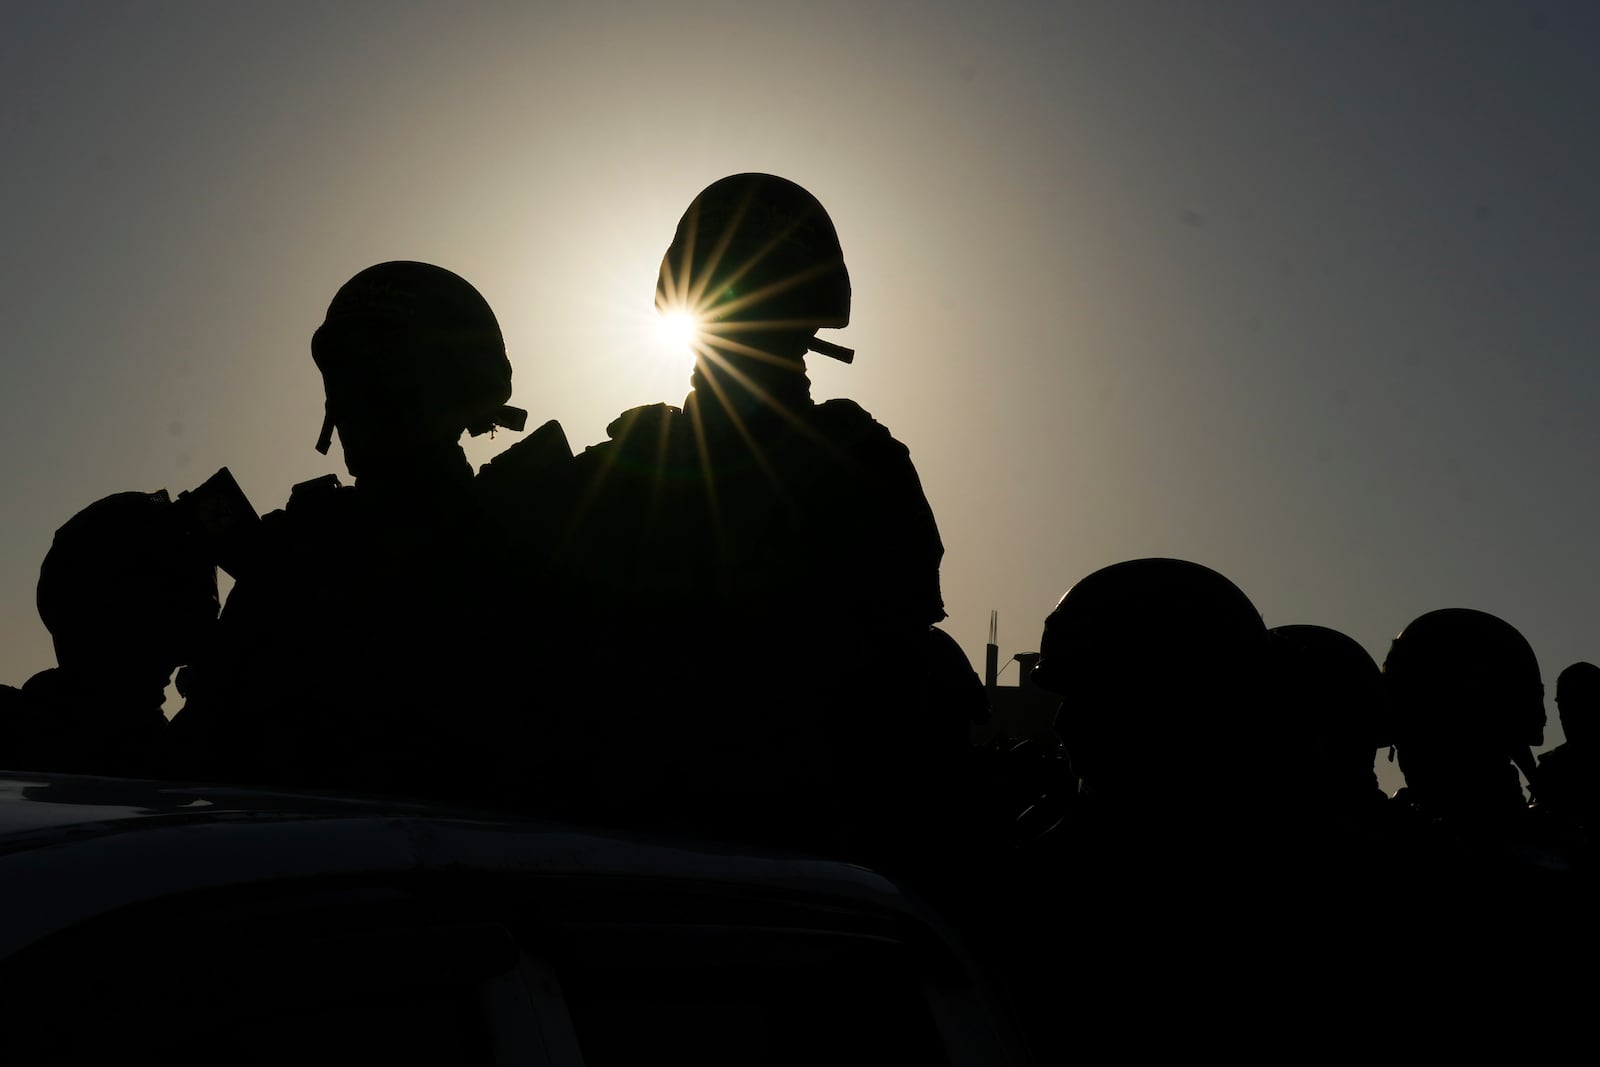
[
  {"x1": 1270, "y1": 624, "x2": 1391, "y2": 807},
  {"x1": 1555, "y1": 661, "x2": 1600, "y2": 749},
  {"x1": 37, "y1": 491, "x2": 219, "y2": 696},
  {"x1": 1383, "y1": 608, "x2": 1544, "y2": 813},
  {"x1": 311, "y1": 261, "x2": 517, "y2": 477},
  {"x1": 1031, "y1": 558, "x2": 1271, "y2": 805},
  {"x1": 657, "y1": 174, "x2": 851, "y2": 404}
]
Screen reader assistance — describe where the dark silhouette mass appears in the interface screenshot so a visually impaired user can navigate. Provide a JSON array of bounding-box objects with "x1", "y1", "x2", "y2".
[
  {"x1": 1383, "y1": 607, "x2": 1545, "y2": 824},
  {"x1": 169, "y1": 261, "x2": 571, "y2": 802},
  {"x1": 1376, "y1": 608, "x2": 1588, "y2": 1025},
  {"x1": 1269, "y1": 622, "x2": 1392, "y2": 825},
  {"x1": 1010, "y1": 560, "x2": 1440, "y2": 1052},
  {"x1": 1537, "y1": 661, "x2": 1600, "y2": 833},
  {"x1": 1031, "y1": 557, "x2": 1277, "y2": 817},
  {"x1": 3, "y1": 179, "x2": 1597, "y2": 1058},
  {"x1": 2, "y1": 488, "x2": 222, "y2": 776},
  {"x1": 548, "y1": 173, "x2": 976, "y2": 861}
]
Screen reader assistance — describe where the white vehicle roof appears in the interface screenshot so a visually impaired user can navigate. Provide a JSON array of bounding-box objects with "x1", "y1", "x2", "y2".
[{"x1": 0, "y1": 771, "x2": 921, "y2": 956}]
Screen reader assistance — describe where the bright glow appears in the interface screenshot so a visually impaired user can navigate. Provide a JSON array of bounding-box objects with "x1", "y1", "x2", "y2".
[{"x1": 658, "y1": 309, "x2": 700, "y2": 353}]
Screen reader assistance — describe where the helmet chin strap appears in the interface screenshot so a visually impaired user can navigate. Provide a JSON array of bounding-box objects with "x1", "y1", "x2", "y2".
[
  {"x1": 314, "y1": 404, "x2": 335, "y2": 455},
  {"x1": 317, "y1": 401, "x2": 527, "y2": 456},
  {"x1": 806, "y1": 337, "x2": 855, "y2": 363}
]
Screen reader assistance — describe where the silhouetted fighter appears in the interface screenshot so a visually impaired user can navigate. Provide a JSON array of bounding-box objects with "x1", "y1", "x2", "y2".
[
  {"x1": 1262, "y1": 622, "x2": 1410, "y2": 987},
  {"x1": 1533, "y1": 661, "x2": 1600, "y2": 835},
  {"x1": 172, "y1": 262, "x2": 571, "y2": 800},
  {"x1": 1017, "y1": 559, "x2": 1375, "y2": 1054},
  {"x1": 1378, "y1": 608, "x2": 1592, "y2": 1023},
  {"x1": 1269, "y1": 623, "x2": 1393, "y2": 825},
  {"x1": 561, "y1": 174, "x2": 966, "y2": 855},
  {"x1": 1, "y1": 490, "x2": 220, "y2": 776},
  {"x1": 1017, "y1": 563, "x2": 1318, "y2": 1055},
  {"x1": 1030, "y1": 558, "x2": 1279, "y2": 831},
  {"x1": 1383, "y1": 608, "x2": 1545, "y2": 825}
]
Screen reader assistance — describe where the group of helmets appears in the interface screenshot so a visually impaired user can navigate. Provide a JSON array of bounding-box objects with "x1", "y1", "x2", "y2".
[
  {"x1": 303, "y1": 187, "x2": 1555, "y2": 793},
  {"x1": 1030, "y1": 557, "x2": 1546, "y2": 796},
  {"x1": 312, "y1": 173, "x2": 853, "y2": 463}
]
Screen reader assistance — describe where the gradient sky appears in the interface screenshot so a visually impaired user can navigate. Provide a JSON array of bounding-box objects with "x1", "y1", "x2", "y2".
[{"x1": 4, "y1": 2, "x2": 1598, "y2": 790}]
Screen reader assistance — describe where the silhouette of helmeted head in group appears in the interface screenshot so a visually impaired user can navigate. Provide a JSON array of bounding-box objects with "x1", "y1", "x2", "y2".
[
  {"x1": 38, "y1": 491, "x2": 219, "y2": 703},
  {"x1": 1555, "y1": 661, "x2": 1600, "y2": 749},
  {"x1": 1536, "y1": 661, "x2": 1600, "y2": 833},
  {"x1": 1269, "y1": 623, "x2": 1392, "y2": 818},
  {"x1": 1032, "y1": 557, "x2": 1273, "y2": 816},
  {"x1": 311, "y1": 260, "x2": 527, "y2": 481},
  {"x1": 1, "y1": 491, "x2": 219, "y2": 775},
  {"x1": 1383, "y1": 608, "x2": 1544, "y2": 823},
  {"x1": 658, "y1": 172, "x2": 854, "y2": 418}
]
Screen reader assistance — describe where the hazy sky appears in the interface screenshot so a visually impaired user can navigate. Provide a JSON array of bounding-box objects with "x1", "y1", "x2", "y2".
[{"x1": 4, "y1": 2, "x2": 1598, "y2": 787}]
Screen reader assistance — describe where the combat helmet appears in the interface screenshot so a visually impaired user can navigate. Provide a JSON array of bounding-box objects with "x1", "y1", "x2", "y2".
[
  {"x1": 1032, "y1": 558, "x2": 1268, "y2": 696},
  {"x1": 37, "y1": 491, "x2": 219, "y2": 674},
  {"x1": 1031, "y1": 558, "x2": 1271, "y2": 794},
  {"x1": 656, "y1": 173, "x2": 853, "y2": 361},
  {"x1": 1271, "y1": 624, "x2": 1392, "y2": 806},
  {"x1": 1383, "y1": 608, "x2": 1545, "y2": 752},
  {"x1": 1271, "y1": 624, "x2": 1392, "y2": 752},
  {"x1": 310, "y1": 261, "x2": 525, "y2": 455}
]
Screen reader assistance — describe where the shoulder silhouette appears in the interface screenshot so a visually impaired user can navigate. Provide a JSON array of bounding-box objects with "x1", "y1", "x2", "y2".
[
  {"x1": 172, "y1": 262, "x2": 565, "y2": 802},
  {"x1": 556, "y1": 174, "x2": 954, "y2": 859}
]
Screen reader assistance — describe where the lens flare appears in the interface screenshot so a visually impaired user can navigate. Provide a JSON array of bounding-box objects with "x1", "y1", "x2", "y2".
[{"x1": 658, "y1": 309, "x2": 700, "y2": 353}]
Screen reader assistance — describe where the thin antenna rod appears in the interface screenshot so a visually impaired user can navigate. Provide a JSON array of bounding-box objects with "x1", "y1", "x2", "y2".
[{"x1": 985, "y1": 610, "x2": 1000, "y2": 689}]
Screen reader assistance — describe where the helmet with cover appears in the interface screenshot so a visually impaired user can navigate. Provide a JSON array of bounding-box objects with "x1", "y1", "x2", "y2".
[
  {"x1": 656, "y1": 174, "x2": 852, "y2": 360},
  {"x1": 37, "y1": 491, "x2": 219, "y2": 679},
  {"x1": 1271, "y1": 623, "x2": 1392, "y2": 751},
  {"x1": 1031, "y1": 558, "x2": 1271, "y2": 795},
  {"x1": 1271, "y1": 624, "x2": 1392, "y2": 804},
  {"x1": 310, "y1": 261, "x2": 523, "y2": 457},
  {"x1": 1382, "y1": 608, "x2": 1545, "y2": 753}
]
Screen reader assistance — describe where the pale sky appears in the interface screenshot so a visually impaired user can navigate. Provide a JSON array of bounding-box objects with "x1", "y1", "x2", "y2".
[{"x1": 4, "y1": 2, "x2": 1598, "y2": 791}]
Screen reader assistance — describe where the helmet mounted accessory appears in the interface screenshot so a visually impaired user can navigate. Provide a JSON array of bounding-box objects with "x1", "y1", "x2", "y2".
[{"x1": 310, "y1": 261, "x2": 525, "y2": 454}]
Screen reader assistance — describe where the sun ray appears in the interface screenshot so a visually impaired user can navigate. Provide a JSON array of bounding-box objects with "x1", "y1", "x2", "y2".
[
  {"x1": 680, "y1": 187, "x2": 833, "y2": 325},
  {"x1": 693, "y1": 354, "x2": 792, "y2": 511},
  {"x1": 697, "y1": 258, "x2": 837, "y2": 325},
  {"x1": 647, "y1": 397, "x2": 675, "y2": 524},
  {"x1": 668, "y1": 200, "x2": 700, "y2": 311},
  {"x1": 685, "y1": 381, "x2": 727, "y2": 558},
  {"x1": 558, "y1": 402, "x2": 655, "y2": 555},
  {"x1": 684, "y1": 192, "x2": 753, "y2": 313},
  {"x1": 692, "y1": 344, "x2": 841, "y2": 457}
]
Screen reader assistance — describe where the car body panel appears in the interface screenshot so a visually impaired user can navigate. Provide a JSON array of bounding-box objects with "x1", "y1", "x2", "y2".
[{"x1": 0, "y1": 771, "x2": 1027, "y2": 1065}]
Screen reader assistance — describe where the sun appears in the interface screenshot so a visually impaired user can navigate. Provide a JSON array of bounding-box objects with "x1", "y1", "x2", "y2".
[
  {"x1": 636, "y1": 302, "x2": 702, "y2": 385},
  {"x1": 657, "y1": 308, "x2": 701, "y2": 353}
]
